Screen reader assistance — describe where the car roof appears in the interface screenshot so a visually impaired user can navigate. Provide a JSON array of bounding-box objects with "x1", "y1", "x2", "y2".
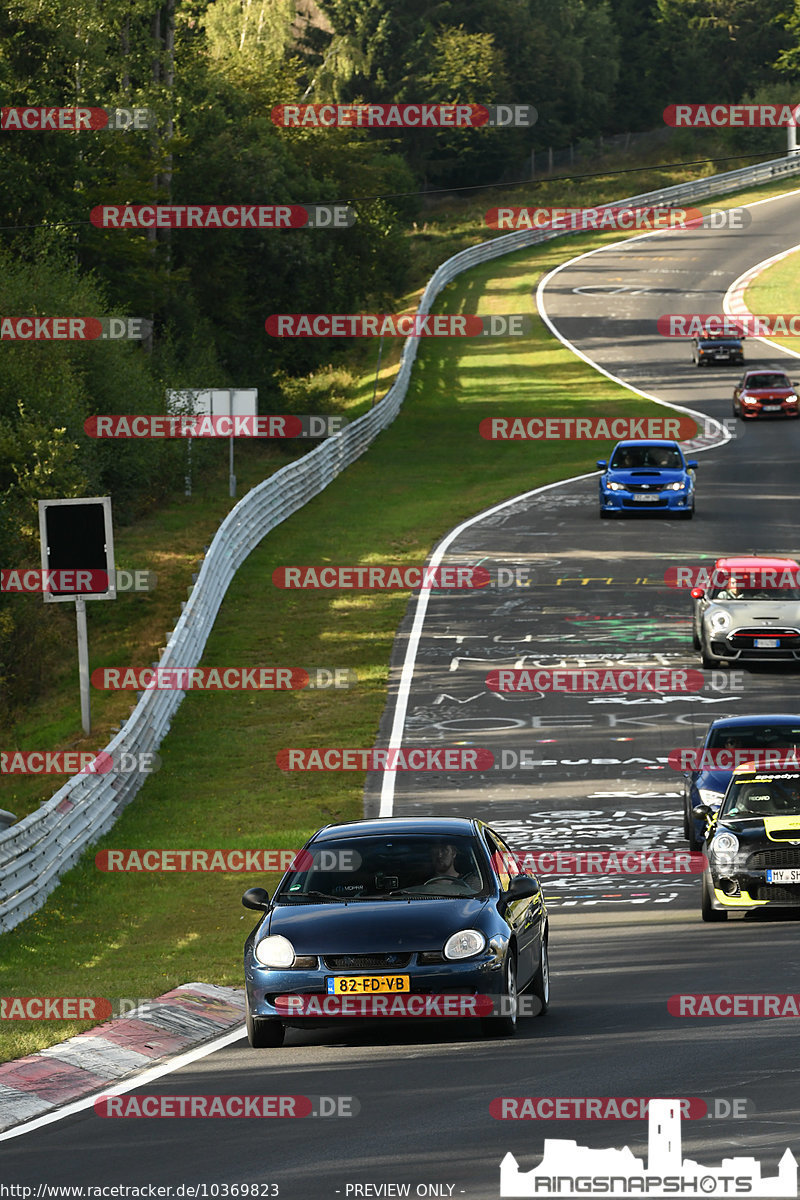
[
  {"x1": 713, "y1": 556, "x2": 800, "y2": 571},
  {"x1": 611, "y1": 439, "x2": 680, "y2": 449},
  {"x1": 309, "y1": 817, "x2": 480, "y2": 842},
  {"x1": 707, "y1": 714, "x2": 800, "y2": 731},
  {"x1": 743, "y1": 369, "x2": 790, "y2": 377}
]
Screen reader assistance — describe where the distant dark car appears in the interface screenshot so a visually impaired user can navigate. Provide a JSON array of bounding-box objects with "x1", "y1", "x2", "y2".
[
  {"x1": 701, "y1": 764, "x2": 800, "y2": 920},
  {"x1": 242, "y1": 817, "x2": 550, "y2": 1046},
  {"x1": 683, "y1": 714, "x2": 800, "y2": 850},
  {"x1": 692, "y1": 336, "x2": 744, "y2": 367},
  {"x1": 596, "y1": 440, "x2": 697, "y2": 519},
  {"x1": 732, "y1": 370, "x2": 799, "y2": 419}
]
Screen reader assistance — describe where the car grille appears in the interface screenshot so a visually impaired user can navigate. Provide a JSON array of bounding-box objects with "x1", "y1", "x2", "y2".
[
  {"x1": 753, "y1": 885, "x2": 800, "y2": 903},
  {"x1": 626, "y1": 483, "x2": 668, "y2": 493},
  {"x1": 749, "y1": 849, "x2": 800, "y2": 868},
  {"x1": 622, "y1": 497, "x2": 668, "y2": 508},
  {"x1": 729, "y1": 629, "x2": 800, "y2": 646},
  {"x1": 322, "y1": 953, "x2": 412, "y2": 970}
]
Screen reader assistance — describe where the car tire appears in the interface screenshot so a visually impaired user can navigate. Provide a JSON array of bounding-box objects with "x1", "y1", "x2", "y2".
[
  {"x1": 528, "y1": 937, "x2": 550, "y2": 1017},
  {"x1": 688, "y1": 823, "x2": 703, "y2": 853},
  {"x1": 246, "y1": 1009, "x2": 285, "y2": 1048},
  {"x1": 692, "y1": 624, "x2": 700, "y2": 650},
  {"x1": 700, "y1": 637, "x2": 716, "y2": 670},
  {"x1": 680, "y1": 507, "x2": 694, "y2": 520},
  {"x1": 481, "y1": 951, "x2": 518, "y2": 1038},
  {"x1": 683, "y1": 802, "x2": 691, "y2": 840},
  {"x1": 701, "y1": 874, "x2": 727, "y2": 922}
]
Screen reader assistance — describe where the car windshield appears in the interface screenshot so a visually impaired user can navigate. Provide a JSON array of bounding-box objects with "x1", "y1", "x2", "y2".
[
  {"x1": 609, "y1": 447, "x2": 682, "y2": 470},
  {"x1": 274, "y1": 835, "x2": 490, "y2": 901},
  {"x1": 708, "y1": 726, "x2": 800, "y2": 751},
  {"x1": 709, "y1": 586, "x2": 800, "y2": 601},
  {"x1": 744, "y1": 374, "x2": 791, "y2": 389},
  {"x1": 721, "y1": 776, "x2": 800, "y2": 819}
]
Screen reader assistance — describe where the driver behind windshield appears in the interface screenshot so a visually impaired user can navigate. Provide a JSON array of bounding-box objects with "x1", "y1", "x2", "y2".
[{"x1": 429, "y1": 841, "x2": 481, "y2": 888}]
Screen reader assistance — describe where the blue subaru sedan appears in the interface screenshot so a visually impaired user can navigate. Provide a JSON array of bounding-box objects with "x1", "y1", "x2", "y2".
[
  {"x1": 242, "y1": 816, "x2": 549, "y2": 1046},
  {"x1": 596, "y1": 439, "x2": 697, "y2": 518}
]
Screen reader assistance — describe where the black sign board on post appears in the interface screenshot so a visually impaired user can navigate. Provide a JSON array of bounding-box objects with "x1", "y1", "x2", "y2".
[{"x1": 38, "y1": 497, "x2": 115, "y2": 734}]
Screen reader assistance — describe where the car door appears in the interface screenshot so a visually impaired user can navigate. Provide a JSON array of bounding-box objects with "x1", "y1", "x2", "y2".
[{"x1": 484, "y1": 828, "x2": 542, "y2": 989}]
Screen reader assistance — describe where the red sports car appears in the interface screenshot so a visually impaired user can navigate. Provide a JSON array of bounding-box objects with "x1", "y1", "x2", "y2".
[{"x1": 732, "y1": 370, "x2": 799, "y2": 419}]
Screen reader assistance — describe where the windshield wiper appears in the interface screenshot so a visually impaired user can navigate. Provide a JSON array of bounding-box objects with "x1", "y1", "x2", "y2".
[{"x1": 278, "y1": 890, "x2": 347, "y2": 903}]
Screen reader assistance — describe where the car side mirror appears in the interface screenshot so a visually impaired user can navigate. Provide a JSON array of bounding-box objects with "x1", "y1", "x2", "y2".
[
  {"x1": 692, "y1": 804, "x2": 712, "y2": 818},
  {"x1": 242, "y1": 887, "x2": 271, "y2": 910},
  {"x1": 505, "y1": 875, "x2": 540, "y2": 899},
  {"x1": 596, "y1": 460, "x2": 607, "y2": 469},
  {"x1": 687, "y1": 460, "x2": 698, "y2": 469},
  {"x1": 690, "y1": 587, "x2": 705, "y2": 599}
]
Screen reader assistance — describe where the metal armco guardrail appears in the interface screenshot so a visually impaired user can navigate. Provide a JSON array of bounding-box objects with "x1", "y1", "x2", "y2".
[{"x1": 2, "y1": 152, "x2": 799, "y2": 932}]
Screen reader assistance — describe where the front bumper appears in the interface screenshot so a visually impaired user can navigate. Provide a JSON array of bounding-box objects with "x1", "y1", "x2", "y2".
[
  {"x1": 245, "y1": 955, "x2": 507, "y2": 1022},
  {"x1": 707, "y1": 852, "x2": 800, "y2": 910},
  {"x1": 705, "y1": 628, "x2": 800, "y2": 662},
  {"x1": 600, "y1": 489, "x2": 693, "y2": 513},
  {"x1": 739, "y1": 400, "x2": 799, "y2": 419}
]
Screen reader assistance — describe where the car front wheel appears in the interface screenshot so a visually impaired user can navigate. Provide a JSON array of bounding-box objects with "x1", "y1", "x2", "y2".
[
  {"x1": 481, "y1": 951, "x2": 518, "y2": 1038},
  {"x1": 528, "y1": 938, "x2": 550, "y2": 1017},
  {"x1": 246, "y1": 1009, "x2": 285, "y2": 1048},
  {"x1": 701, "y1": 874, "x2": 728, "y2": 922}
]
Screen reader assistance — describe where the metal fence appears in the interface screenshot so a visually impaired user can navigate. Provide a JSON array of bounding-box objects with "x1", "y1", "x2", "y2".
[{"x1": 2, "y1": 151, "x2": 799, "y2": 932}]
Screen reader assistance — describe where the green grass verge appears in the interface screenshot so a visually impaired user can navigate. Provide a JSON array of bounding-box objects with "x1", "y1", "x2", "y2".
[
  {"x1": 743, "y1": 237, "x2": 800, "y2": 362},
  {"x1": 1, "y1": 169, "x2": 799, "y2": 1064}
]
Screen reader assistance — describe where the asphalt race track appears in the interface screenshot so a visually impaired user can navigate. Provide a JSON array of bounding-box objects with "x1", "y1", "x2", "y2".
[{"x1": 5, "y1": 189, "x2": 800, "y2": 1200}]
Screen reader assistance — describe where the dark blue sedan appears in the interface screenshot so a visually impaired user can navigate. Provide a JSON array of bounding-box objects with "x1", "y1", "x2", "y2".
[
  {"x1": 242, "y1": 817, "x2": 549, "y2": 1046},
  {"x1": 683, "y1": 714, "x2": 800, "y2": 850},
  {"x1": 596, "y1": 440, "x2": 697, "y2": 518}
]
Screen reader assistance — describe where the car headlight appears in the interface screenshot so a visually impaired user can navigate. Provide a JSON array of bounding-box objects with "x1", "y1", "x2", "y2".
[
  {"x1": 606, "y1": 481, "x2": 625, "y2": 492},
  {"x1": 443, "y1": 929, "x2": 486, "y2": 960},
  {"x1": 708, "y1": 610, "x2": 731, "y2": 631},
  {"x1": 697, "y1": 787, "x2": 725, "y2": 808},
  {"x1": 742, "y1": 394, "x2": 757, "y2": 404},
  {"x1": 254, "y1": 934, "x2": 296, "y2": 968},
  {"x1": 788, "y1": 394, "x2": 798, "y2": 404},
  {"x1": 710, "y1": 832, "x2": 739, "y2": 857},
  {"x1": 667, "y1": 481, "x2": 687, "y2": 490}
]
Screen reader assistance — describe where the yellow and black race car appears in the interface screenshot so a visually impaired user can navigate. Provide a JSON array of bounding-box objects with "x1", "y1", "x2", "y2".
[{"x1": 699, "y1": 763, "x2": 800, "y2": 920}]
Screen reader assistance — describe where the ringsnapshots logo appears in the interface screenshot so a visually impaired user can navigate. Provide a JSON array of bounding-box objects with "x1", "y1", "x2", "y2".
[
  {"x1": 498, "y1": 1098, "x2": 797, "y2": 1198},
  {"x1": 485, "y1": 206, "x2": 750, "y2": 233},
  {"x1": 664, "y1": 102, "x2": 800, "y2": 127},
  {"x1": 1, "y1": 107, "x2": 155, "y2": 131},
  {"x1": 91, "y1": 667, "x2": 357, "y2": 690},
  {"x1": 265, "y1": 314, "x2": 532, "y2": 337},
  {"x1": 658, "y1": 314, "x2": 800, "y2": 337},
  {"x1": 1, "y1": 750, "x2": 160, "y2": 775},
  {"x1": 271, "y1": 103, "x2": 537, "y2": 128},
  {"x1": 91, "y1": 205, "x2": 355, "y2": 229},
  {"x1": 83, "y1": 414, "x2": 344, "y2": 438},
  {"x1": 0, "y1": 317, "x2": 151, "y2": 340}
]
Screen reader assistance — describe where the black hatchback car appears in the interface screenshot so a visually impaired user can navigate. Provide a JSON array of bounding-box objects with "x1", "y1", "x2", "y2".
[
  {"x1": 242, "y1": 817, "x2": 549, "y2": 1045},
  {"x1": 701, "y1": 765, "x2": 800, "y2": 920},
  {"x1": 683, "y1": 714, "x2": 800, "y2": 850}
]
